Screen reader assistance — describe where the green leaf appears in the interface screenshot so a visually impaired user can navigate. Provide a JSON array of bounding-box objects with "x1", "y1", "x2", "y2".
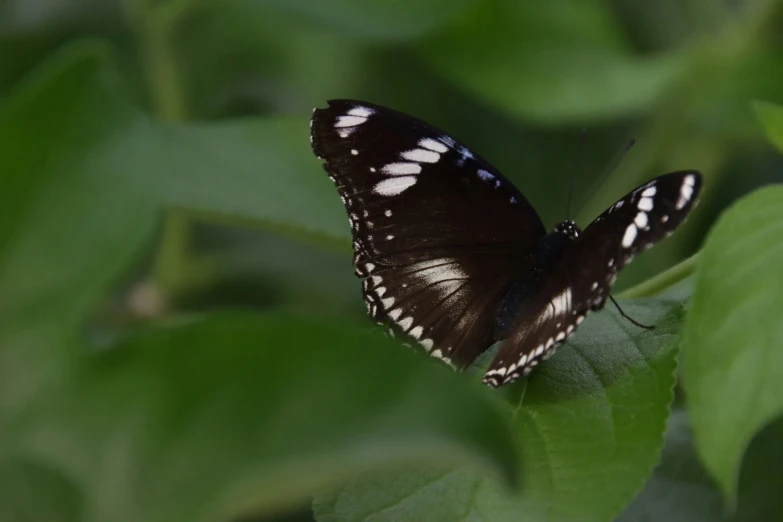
[
  {"x1": 253, "y1": 0, "x2": 475, "y2": 41},
  {"x1": 419, "y1": 1, "x2": 685, "y2": 123},
  {"x1": 617, "y1": 410, "x2": 725, "y2": 522},
  {"x1": 682, "y1": 185, "x2": 783, "y2": 506},
  {"x1": 618, "y1": 410, "x2": 783, "y2": 522},
  {"x1": 0, "y1": 41, "x2": 158, "y2": 320},
  {"x1": 162, "y1": 117, "x2": 349, "y2": 245},
  {"x1": 753, "y1": 100, "x2": 783, "y2": 153},
  {"x1": 0, "y1": 41, "x2": 162, "y2": 421},
  {"x1": 315, "y1": 294, "x2": 683, "y2": 522},
  {"x1": 8, "y1": 314, "x2": 518, "y2": 522},
  {"x1": 0, "y1": 456, "x2": 83, "y2": 522}
]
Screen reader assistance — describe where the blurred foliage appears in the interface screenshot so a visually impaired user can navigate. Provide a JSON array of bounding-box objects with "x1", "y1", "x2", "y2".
[
  {"x1": 0, "y1": 0, "x2": 782, "y2": 521},
  {"x1": 315, "y1": 294, "x2": 683, "y2": 522},
  {"x1": 683, "y1": 184, "x2": 783, "y2": 506}
]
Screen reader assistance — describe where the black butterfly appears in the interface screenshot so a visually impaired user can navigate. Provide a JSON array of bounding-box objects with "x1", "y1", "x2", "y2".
[{"x1": 310, "y1": 100, "x2": 702, "y2": 387}]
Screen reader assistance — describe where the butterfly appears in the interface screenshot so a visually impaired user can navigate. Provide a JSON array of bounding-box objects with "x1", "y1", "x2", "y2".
[{"x1": 310, "y1": 99, "x2": 702, "y2": 387}]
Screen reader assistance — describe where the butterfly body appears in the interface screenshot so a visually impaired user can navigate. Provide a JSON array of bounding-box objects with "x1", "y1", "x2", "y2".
[
  {"x1": 310, "y1": 99, "x2": 702, "y2": 387},
  {"x1": 494, "y1": 222, "x2": 579, "y2": 339}
]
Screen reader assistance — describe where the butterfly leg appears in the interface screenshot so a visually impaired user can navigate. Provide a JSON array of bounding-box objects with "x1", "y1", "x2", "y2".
[{"x1": 609, "y1": 295, "x2": 654, "y2": 330}]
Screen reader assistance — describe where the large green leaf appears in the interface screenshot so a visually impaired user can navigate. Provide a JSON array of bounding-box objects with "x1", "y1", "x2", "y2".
[
  {"x1": 419, "y1": 0, "x2": 685, "y2": 124},
  {"x1": 681, "y1": 185, "x2": 783, "y2": 506},
  {"x1": 0, "y1": 41, "x2": 160, "y2": 422},
  {"x1": 161, "y1": 117, "x2": 348, "y2": 244},
  {"x1": 315, "y1": 294, "x2": 683, "y2": 522},
  {"x1": 7, "y1": 314, "x2": 519, "y2": 522}
]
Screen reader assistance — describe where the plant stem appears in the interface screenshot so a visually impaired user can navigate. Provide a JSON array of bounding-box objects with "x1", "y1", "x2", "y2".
[
  {"x1": 618, "y1": 252, "x2": 700, "y2": 299},
  {"x1": 140, "y1": 2, "x2": 187, "y2": 122},
  {"x1": 134, "y1": 0, "x2": 191, "y2": 299}
]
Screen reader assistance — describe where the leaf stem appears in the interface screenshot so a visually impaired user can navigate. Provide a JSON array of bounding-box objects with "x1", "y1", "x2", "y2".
[
  {"x1": 140, "y1": 8, "x2": 187, "y2": 121},
  {"x1": 132, "y1": 0, "x2": 193, "y2": 301},
  {"x1": 618, "y1": 252, "x2": 700, "y2": 299}
]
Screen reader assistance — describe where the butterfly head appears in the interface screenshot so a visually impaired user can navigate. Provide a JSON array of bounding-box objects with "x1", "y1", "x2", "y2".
[{"x1": 554, "y1": 220, "x2": 581, "y2": 240}]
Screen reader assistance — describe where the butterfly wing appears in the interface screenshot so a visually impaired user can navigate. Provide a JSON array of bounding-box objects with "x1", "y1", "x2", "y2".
[
  {"x1": 311, "y1": 99, "x2": 546, "y2": 368},
  {"x1": 484, "y1": 171, "x2": 702, "y2": 386}
]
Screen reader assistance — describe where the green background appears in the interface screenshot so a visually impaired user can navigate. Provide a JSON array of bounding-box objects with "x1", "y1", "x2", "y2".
[{"x1": 1, "y1": 1, "x2": 782, "y2": 521}]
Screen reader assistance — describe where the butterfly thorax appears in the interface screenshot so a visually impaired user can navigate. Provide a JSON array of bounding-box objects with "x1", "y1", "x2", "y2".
[
  {"x1": 536, "y1": 220, "x2": 581, "y2": 267},
  {"x1": 494, "y1": 220, "x2": 581, "y2": 339}
]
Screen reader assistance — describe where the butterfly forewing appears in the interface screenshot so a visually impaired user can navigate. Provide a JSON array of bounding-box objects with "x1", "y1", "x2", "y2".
[
  {"x1": 311, "y1": 99, "x2": 546, "y2": 368},
  {"x1": 484, "y1": 171, "x2": 702, "y2": 387}
]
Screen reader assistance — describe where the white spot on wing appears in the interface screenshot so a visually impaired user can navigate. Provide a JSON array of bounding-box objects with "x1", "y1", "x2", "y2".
[
  {"x1": 634, "y1": 212, "x2": 648, "y2": 229},
  {"x1": 388, "y1": 308, "x2": 402, "y2": 320},
  {"x1": 551, "y1": 288, "x2": 572, "y2": 316},
  {"x1": 351, "y1": 149, "x2": 358, "y2": 155},
  {"x1": 622, "y1": 224, "x2": 637, "y2": 248},
  {"x1": 402, "y1": 148, "x2": 440, "y2": 163},
  {"x1": 385, "y1": 209, "x2": 392, "y2": 217},
  {"x1": 382, "y1": 162, "x2": 422, "y2": 175},
  {"x1": 348, "y1": 106, "x2": 374, "y2": 117},
  {"x1": 419, "y1": 138, "x2": 448, "y2": 153},
  {"x1": 638, "y1": 197, "x2": 653, "y2": 211},
  {"x1": 477, "y1": 169, "x2": 495, "y2": 182},
  {"x1": 420, "y1": 339, "x2": 434, "y2": 351},
  {"x1": 409, "y1": 326, "x2": 423, "y2": 339},
  {"x1": 398, "y1": 316, "x2": 413, "y2": 331},
  {"x1": 374, "y1": 176, "x2": 417, "y2": 196},
  {"x1": 381, "y1": 297, "x2": 395, "y2": 309},
  {"x1": 335, "y1": 115, "x2": 367, "y2": 127},
  {"x1": 412, "y1": 259, "x2": 466, "y2": 286},
  {"x1": 676, "y1": 175, "x2": 696, "y2": 209},
  {"x1": 641, "y1": 186, "x2": 657, "y2": 197}
]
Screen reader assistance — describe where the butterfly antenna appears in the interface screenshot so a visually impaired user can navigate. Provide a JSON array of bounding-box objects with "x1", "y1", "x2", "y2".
[
  {"x1": 566, "y1": 128, "x2": 587, "y2": 221},
  {"x1": 571, "y1": 137, "x2": 636, "y2": 220}
]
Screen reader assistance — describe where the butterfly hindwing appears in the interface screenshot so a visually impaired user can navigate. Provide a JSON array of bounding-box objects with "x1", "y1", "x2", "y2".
[
  {"x1": 311, "y1": 99, "x2": 546, "y2": 368},
  {"x1": 484, "y1": 171, "x2": 702, "y2": 386}
]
